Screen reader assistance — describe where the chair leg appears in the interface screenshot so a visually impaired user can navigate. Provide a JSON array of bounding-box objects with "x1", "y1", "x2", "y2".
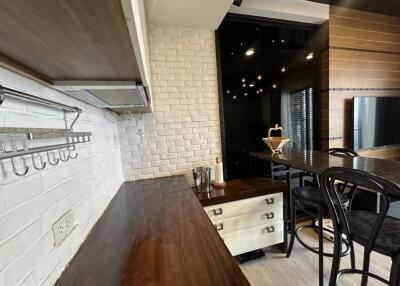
[
  {"x1": 328, "y1": 229, "x2": 342, "y2": 286},
  {"x1": 299, "y1": 172, "x2": 304, "y2": 186},
  {"x1": 349, "y1": 240, "x2": 356, "y2": 270},
  {"x1": 318, "y1": 208, "x2": 324, "y2": 286},
  {"x1": 286, "y1": 196, "x2": 296, "y2": 258},
  {"x1": 389, "y1": 254, "x2": 400, "y2": 286},
  {"x1": 361, "y1": 250, "x2": 371, "y2": 286}
]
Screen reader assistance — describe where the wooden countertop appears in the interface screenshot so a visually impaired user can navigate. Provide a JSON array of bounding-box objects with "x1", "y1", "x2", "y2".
[
  {"x1": 55, "y1": 176, "x2": 250, "y2": 286},
  {"x1": 196, "y1": 177, "x2": 287, "y2": 207}
]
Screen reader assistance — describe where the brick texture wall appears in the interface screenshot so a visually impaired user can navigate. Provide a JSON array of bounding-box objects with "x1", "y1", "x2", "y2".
[
  {"x1": 118, "y1": 26, "x2": 222, "y2": 180},
  {"x1": 0, "y1": 68, "x2": 124, "y2": 286}
]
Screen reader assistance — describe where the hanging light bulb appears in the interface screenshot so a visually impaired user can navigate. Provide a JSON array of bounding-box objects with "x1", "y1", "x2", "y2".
[{"x1": 245, "y1": 48, "x2": 255, "y2": 56}]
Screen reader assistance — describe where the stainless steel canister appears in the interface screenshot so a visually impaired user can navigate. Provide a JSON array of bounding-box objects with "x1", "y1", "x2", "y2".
[{"x1": 192, "y1": 166, "x2": 213, "y2": 193}]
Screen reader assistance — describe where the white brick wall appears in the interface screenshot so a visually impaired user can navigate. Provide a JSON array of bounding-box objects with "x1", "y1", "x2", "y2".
[
  {"x1": 0, "y1": 68, "x2": 124, "y2": 286},
  {"x1": 118, "y1": 26, "x2": 222, "y2": 180}
]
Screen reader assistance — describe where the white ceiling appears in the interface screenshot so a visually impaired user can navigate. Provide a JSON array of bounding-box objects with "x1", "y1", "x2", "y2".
[
  {"x1": 229, "y1": 0, "x2": 329, "y2": 24},
  {"x1": 144, "y1": 0, "x2": 233, "y2": 30}
]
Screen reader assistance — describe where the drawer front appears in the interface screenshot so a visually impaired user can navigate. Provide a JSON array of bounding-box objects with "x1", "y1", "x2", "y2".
[
  {"x1": 212, "y1": 207, "x2": 283, "y2": 235},
  {"x1": 204, "y1": 193, "x2": 283, "y2": 221},
  {"x1": 221, "y1": 220, "x2": 284, "y2": 256}
]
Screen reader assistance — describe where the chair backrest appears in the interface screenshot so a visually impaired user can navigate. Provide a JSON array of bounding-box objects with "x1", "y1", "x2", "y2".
[
  {"x1": 321, "y1": 167, "x2": 400, "y2": 250},
  {"x1": 328, "y1": 148, "x2": 359, "y2": 158}
]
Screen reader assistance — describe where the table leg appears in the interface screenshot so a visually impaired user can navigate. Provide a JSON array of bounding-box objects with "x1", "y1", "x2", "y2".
[{"x1": 281, "y1": 166, "x2": 292, "y2": 254}]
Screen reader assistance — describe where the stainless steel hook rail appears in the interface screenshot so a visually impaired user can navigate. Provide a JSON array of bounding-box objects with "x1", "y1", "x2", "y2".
[
  {"x1": 0, "y1": 140, "x2": 89, "y2": 161},
  {"x1": 0, "y1": 127, "x2": 91, "y2": 141},
  {"x1": 0, "y1": 85, "x2": 92, "y2": 177},
  {"x1": 1, "y1": 138, "x2": 90, "y2": 176},
  {"x1": 0, "y1": 85, "x2": 82, "y2": 130},
  {"x1": 0, "y1": 85, "x2": 80, "y2": 113}
]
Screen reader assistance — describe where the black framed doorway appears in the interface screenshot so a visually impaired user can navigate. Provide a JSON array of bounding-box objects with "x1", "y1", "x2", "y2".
[{"x1": 215, "y1": 13, "x2": 323, "y2": 180}]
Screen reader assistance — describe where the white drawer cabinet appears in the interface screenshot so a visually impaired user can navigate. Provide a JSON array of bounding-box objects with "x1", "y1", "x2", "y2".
[
  {"x1": 201, "y1": 191, "x2": 285, "y2": 256},
  {"x1": 212, "y1": 206, "x2": 283, "y2": 235},
  {"x1": 221, "y1": 220, "x2": 284, "y2": 256},
  {"x1": 196, "y1": 178, "x2": 287, "y2": 257},
  {"x1": 203, "y1": 193, "x2": 283, "y2": 221}
]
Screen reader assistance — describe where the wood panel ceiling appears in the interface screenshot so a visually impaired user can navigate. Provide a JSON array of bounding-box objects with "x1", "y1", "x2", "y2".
[{"x1": 0, "y1": 0, "x2": 140, "y2": 83}]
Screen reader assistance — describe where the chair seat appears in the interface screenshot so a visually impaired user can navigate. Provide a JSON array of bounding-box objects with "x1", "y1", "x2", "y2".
[
  {"x1": 293, "y1": 186, "x2": 348, "y2": 207},
  {"x1": 348, "y1": 211, "x2": 400, "y2": 257}
]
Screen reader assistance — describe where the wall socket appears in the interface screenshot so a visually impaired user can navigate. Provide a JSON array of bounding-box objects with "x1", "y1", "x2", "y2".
[{"x1": 52, "y1": 210, "x2": 74, "y2": 246}]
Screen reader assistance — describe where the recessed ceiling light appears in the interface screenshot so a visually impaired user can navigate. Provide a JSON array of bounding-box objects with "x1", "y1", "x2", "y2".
[
  {"x1": 281, "y1": 66, "x2": 286, "y2": 72},
  {"x1": 306, "y1": 52, "x2": 314, "y2": 60},
  {"x1": 245, "y1": 48, "x2": 255, "y2": 56},
  {"x1": 272, "y1": 84, "x2": 277, "y2": 89},
  {"x1": 249, "y1": 82, "x2": 255, "y2": 87},
  {"x1": 233, "y1": 95, "x2": 237, "y2": 99},
  {"x1": 257, "y1": 75, "x2": 262, "y2": 80},
  {"x1": 281, "y1": 40, "x2": 285, "y2": 43},
  {"x1": 242, "y1": 83, "x2": 246, "y2": 88},
  {"x1": 244, "y1": 92, "x2": 248, "y2": 96},
  {"x1": 259, "y1": 88, "x2": 263, "y2": 92},
  {"x1": 242, "y1": 78, "x2": 246, "y2": 83},
  {"x1": 256, "y1": 90, "x2": 260, "y2": 94},
  {"x1": 240, "y1": 42, "x2": 243, "y2": 46},
  {"x1": 230, "y1": 51, "x2": 234, "y2": 55},
  {"x1": 272, "y1": 40, "x2": 275, "y2": 43},
  {"x1": 227, "y1": 89, "x2": 230, "y2": 94}
]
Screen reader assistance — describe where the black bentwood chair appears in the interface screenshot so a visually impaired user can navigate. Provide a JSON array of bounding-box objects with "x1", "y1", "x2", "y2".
[
  {"x1": 328, "y1": 148, "x2": 359, "y2": 204},
  {"x1": 321, "y1": 167, "x2": 400, "y2": 286},
  {"x1": 328, "y1": 148, "x2": 359, "y2": 158},
  {"x1": 287, "y1": 148, "x2": 359, "y2": 286}
]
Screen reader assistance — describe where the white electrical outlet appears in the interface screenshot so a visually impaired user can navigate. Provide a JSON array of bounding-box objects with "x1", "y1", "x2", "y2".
[{"x1": 52, "y1": 210, "x2": 74, "y2": 246}]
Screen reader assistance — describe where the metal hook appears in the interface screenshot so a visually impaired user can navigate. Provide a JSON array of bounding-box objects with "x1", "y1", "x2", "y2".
[
  {"x1": 68, "y1": 148, "x2": 78, "y2": 159},
  {"x1": 47, "y1": 151, "x2": 59, "y2": 165},
  {"x1": 31, "y1": 153, "x2": 46, "y2": 170},
  {"x1": 59, "y1": 149, "x2": 70, "y2": 162},
  {"x1": 11, "y1": 156, "x2": 29, "y2": 176}
]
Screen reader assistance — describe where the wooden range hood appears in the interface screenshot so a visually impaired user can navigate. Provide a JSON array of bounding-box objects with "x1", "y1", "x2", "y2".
[{"x1": 0, "y1": 0, "x2": 151, "y2": 114}]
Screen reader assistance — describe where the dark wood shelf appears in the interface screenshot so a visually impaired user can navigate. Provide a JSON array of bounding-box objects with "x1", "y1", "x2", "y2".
[{"x1": 195, "y1": 177, "x2": 287, "y2": 207}]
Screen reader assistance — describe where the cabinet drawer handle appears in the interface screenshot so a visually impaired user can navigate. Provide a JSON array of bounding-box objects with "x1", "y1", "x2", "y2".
[
  {"x1": 214, "y1": 223, "x2": 224, "y2": 231},
  {"x1": 265, "y1": 212, "x2": 275, "y2": 220},
  {"x1": 213, "y1": 208, "x2": 223, "y2": 216},
  {"x1": 265, "y1": 198, "x2": 275, "y2": 205},
  {"x1": 265, "y1": 226, "x2": 275, "y2": 233}
]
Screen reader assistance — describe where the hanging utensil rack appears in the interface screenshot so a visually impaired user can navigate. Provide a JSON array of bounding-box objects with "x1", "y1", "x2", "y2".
[{"x1": 0, "y1": 85, "x2": 92, "y2": 177}]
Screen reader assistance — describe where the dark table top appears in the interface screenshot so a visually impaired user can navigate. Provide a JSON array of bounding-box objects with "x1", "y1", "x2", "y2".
[
  {"x1": 55, "y1": 176, "x2": 249, "y2": 286},
  {"x1": 251, "y1": 148, "x2": 400, "y2": 186},
  {"x1": 195, "y1": 177, "x2": 287, "y2": 207}
]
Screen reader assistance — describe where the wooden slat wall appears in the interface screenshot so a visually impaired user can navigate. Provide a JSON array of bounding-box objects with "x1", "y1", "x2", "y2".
[
  {"x1": 323, "y1": 6, "x2": 400, "y2": 151},
  {"x1": 319, "y1": 22, "x2": 330, "y2": 150}
]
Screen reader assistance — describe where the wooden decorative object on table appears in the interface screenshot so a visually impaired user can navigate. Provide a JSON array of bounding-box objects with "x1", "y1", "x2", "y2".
[{"x1": 262, "y1": 124, "x2": 290, "y2": 154}]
